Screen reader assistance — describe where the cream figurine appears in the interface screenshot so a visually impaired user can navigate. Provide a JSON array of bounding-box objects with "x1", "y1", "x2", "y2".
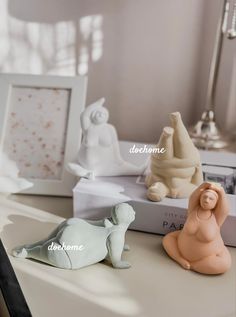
[
  {"x1": 68, "y1": 98, "x2": 145, "y2": 179},
  {"x1": 163, "y1": 182, "x2": 232, "y2": 275},
  {"x1": 13, "y1": 203, "x2": 135, "y2": 270},
  {"x1": 0, "y1": 151, "x2": 32, "y2": 194},
  {"x1": 146, "y1": 112, "x2": 203, "y2": 201}
]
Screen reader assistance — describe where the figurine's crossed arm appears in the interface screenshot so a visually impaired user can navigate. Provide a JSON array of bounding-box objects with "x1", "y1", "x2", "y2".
[
  {"x1": 210, "y1": 184, "x2": 230, "y2": 226},
  {"x1": 188, "y1": 182, "x2": 208, "y2": 213}
]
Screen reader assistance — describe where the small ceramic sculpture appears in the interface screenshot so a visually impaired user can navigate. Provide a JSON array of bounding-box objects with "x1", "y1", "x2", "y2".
[
  {"x1": 13, "y1": 203, "x2": 135, "y2": 270},
  {"x1": 0, "y1": 151, "x2": 32, "y2": 194},
  {"x1": 146, "y1": 112, "x2": 203, "y2": 201},
  {"x1": 68, "y1": 98, "x2": 145, "y2": 179},
  {"x1": 163, "y1": 182, "x2": 232, "y2": 274}
]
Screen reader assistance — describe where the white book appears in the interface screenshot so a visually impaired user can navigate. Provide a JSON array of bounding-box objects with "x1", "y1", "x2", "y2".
[{"x1": 73, "y1": 141, "x2": 236, "y2": 246}]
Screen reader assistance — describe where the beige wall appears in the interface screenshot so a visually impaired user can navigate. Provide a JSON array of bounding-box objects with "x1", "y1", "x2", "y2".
[{"x1": 0, "y1": 0, "x2": 235, "y2": 142}]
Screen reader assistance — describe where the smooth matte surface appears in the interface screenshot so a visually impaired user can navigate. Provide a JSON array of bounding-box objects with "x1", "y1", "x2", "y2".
[
  {"x1": 12, "y1": 203, "x2": 136, "y2": 270},
  {"x1": 1, "y1": 196, "x2": 235, "y2": 317},
  {"x1": 146, "y1": 112, "x2": 203, "y2": 201},
  {"x1": 68, "y1": 98, "x2": 144, "y2": 178}
]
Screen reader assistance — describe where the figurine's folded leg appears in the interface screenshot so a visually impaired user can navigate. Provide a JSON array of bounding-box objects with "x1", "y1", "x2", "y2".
[
  {"x1": 12, "y1": 240, "x2": 48, "y2": 259},
  {"x1": 123, "y1": 244, "x2": 130, "y2": 251},
  {"x1": 162, "y1": 231, "x2": 190, "y2": 270},
  {"x1": 67, "y1": 163, "x2": 94, "y2": 180},
  {"x1": 145, "y1": 174, "x2": 163, "y2": 188},
  {"x1": 44, "y1": 240, "x2": 72, "y2": 269},
  {"x1": 12, "y1": 237, "x2": 56, "y2": 260},
  {"x1": 190, "y1": 249, "x2": 231, "y2": 275},
  {"x1": 168, "y1": 178, "x2": 197, "y2": 198},
  {"x1": 12, "y1": 246, "x2": 28, "y2": 258},
  {"x1": 170, "y1": 112, "x2": 197, "y2": 159},
  {"x1": 13, "y1": 238, "x2": 72, "y2": 269},
  {"x1": 154, "y1": 126, "x2": 174, "y2": 160},
  {"x1": 191, "y1": 165, "x2": 203, "y2": 186},
  {"x1": 118, "y1": 161, "x2": 146, "y2": 175},
  {"x1": 21, "y1": 221, "x2": 68, "y2": 250},
  {"x1": 98, "y1": 161, "x2": 146, "y2": 177},
  {"x1": 147, "y1": 182, "x2": 169, "y2": 202}
]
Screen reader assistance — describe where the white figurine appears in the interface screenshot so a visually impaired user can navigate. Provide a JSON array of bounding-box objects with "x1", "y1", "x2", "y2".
[
  {"x1": 0, "y1": 151, "x2": 32, "y2": 194},
  {"x1": 68, "y1": 98, "x2": 145, "y2": 179}
]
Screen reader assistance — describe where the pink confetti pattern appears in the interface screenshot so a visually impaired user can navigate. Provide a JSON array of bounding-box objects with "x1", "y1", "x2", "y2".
[{"x1": 3, "y1": 87, "x2": 70, "y2": 180}]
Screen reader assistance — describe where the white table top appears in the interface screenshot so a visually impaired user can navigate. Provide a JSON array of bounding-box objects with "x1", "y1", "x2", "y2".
[{"x1": 1, "y1": 195, "x2": 236, "y2": 317}]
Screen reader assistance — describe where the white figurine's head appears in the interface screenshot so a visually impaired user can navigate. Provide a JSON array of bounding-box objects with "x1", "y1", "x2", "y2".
[
  {"x1": 200, "y1": 189, "x2": 218, "y2": 210},
  {"x1": 111, "y1": 203, "x2": 136, "y2": 225},
  {"x1": 91, "y1": 107, "x2": 109, "y2": 125}
]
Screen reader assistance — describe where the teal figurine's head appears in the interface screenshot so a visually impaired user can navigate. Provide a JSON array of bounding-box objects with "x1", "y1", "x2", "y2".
[{"x1": 111, "y1": 203, "x2": 135, "y2": 225}]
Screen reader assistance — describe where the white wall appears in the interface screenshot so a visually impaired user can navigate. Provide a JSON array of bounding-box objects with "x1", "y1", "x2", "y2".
[{"x1": 0, "y1": 0, "x2": 235, "y2": 142}]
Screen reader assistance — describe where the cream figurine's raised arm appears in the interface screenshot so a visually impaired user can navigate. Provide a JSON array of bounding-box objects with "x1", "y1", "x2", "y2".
[
  {"x1": 146, "y1": 112, "x2": 203, "y2": 201},
  {"x1": 162, "y1": 182, "x2": 232, "y2": 275},
  {"x1": 68, "y1": 98, "x2": 145, "y2": 179}
]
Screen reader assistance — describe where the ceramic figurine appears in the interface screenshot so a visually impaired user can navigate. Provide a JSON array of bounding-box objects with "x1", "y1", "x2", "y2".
[
  {"x1": 0, "y1": 151, "x2": 32, "y2": 194},
  {"x1": 67, "y1": 98, "x2": 145, "y2": 179},
  {"x1": 163, "y1": 182, "x2": 232, "y2": 274},
  {"x1": 146, "y1": 112, "x2": 203, "y2": 201},
  {"x1": 12, "y1": 203, "x2": 135, "y2": 270}
]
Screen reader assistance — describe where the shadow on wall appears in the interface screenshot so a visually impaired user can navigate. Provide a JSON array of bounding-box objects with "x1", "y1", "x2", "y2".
[
  {"x1": 1, "y1": 0, "x2": 123, "y2": 140},
  {"x1": 8, "y1": 0, "x2": 114, "y2": 22},
  {"x1": 1, "y1": 0, "x2": 208, "y2": 142},
  {"x1": 2, "y1": 0, "x2": 116, "y2": 75}
]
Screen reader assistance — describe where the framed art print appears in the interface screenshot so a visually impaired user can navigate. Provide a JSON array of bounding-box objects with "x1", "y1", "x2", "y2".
[{"x1": 0, "y1": 74, "x2": 87, "y2": 196}]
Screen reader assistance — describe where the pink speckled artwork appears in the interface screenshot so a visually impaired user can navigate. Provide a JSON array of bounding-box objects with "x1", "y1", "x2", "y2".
[{"x1": 3, "y1": 87, "x2": 71, "y2": 180}]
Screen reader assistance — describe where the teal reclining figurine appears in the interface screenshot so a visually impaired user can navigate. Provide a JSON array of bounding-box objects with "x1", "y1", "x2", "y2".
[{"x1": 12, "y1": 203, "x2": 135, "y2": 270}]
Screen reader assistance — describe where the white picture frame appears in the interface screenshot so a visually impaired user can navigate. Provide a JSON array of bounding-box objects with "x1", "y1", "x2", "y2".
[{"x1": 0, "y1": 74, "x2": 87, "y2": 196}]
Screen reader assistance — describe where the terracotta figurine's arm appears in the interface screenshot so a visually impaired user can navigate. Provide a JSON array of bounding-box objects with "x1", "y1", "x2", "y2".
[
  {"x1": 188, "y1": 182, "x2": 210, "y2": 212},
  {"x1": 210, "y1": 184, "x2": 230, "y2": 226}
]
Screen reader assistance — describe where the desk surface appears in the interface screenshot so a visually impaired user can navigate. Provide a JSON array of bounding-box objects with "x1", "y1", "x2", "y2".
[{"x1": 1, "y1": 195, "x2": 236, "y2": 317}]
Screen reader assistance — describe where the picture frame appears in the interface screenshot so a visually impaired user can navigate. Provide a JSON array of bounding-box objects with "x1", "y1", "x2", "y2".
[{"x1": 0, "y1": 74, "x2": 87, "y2": 196}]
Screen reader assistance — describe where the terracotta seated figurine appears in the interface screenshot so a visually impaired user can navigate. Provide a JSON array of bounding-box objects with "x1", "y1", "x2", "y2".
[{"x1": 163, "y1": 182, "x2": 232, "y2": 274}]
